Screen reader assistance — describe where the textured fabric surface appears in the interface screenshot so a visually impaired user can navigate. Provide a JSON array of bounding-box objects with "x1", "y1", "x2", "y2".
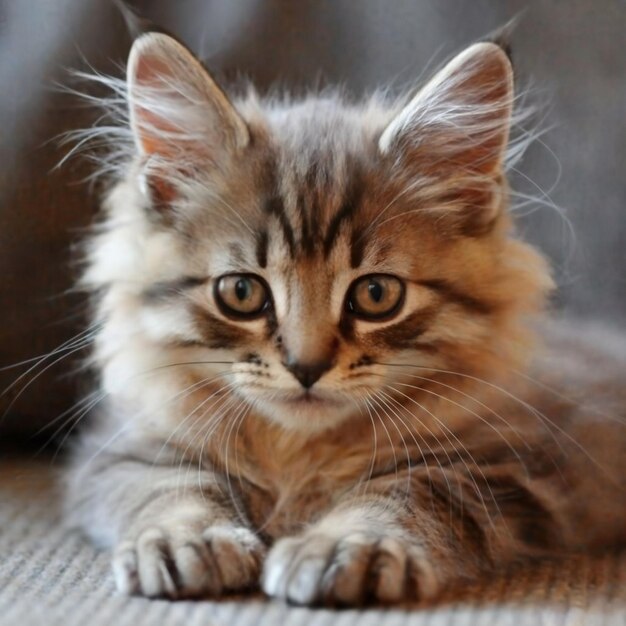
[{"x1": 0, "y1": 457, "x2": 624, "y2": 626}]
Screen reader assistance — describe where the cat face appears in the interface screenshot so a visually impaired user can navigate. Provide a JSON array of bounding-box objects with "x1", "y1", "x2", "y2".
[{"x1": 91, "y1": 34, "x2": 551, "y2": 432}]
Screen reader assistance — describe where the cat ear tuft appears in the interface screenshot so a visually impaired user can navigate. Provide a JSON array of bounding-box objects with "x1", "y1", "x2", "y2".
[
  {"x1": 379, "y1": 42, "x2": 514, "y2": 176},
  {"x1": 127, "y1": 32, "x2": 249, "y2": 165}
]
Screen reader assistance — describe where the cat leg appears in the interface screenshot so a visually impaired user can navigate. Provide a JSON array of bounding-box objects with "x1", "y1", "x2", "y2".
[
  {"x1": 262, "y1": 458, "x2": 569, "y2": 606},
  {"x1": 65, "y1": 452, "x2": 265, "y2": 598},
  {"x1": 262, "y1": 490, "x2": 484, "y2": 606}
]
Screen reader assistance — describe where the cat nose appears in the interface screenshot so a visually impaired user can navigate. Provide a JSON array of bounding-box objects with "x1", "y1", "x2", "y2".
[{"x1": 284, "y1": 357, "x2": 334, "y2": 389}]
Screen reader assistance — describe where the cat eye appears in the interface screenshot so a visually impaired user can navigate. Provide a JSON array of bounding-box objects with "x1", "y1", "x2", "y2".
[
  {"x1": 214, "y1": 274, "x2": 269, "y2": 319},
  {"x1": 346, "y1": 274, "x2": 405, "y2": 320}
]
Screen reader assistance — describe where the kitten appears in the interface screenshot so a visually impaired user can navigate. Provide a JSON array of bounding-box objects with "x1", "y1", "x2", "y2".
[{"x1": 65, "y1": 32, "x2": 626, "y2": 605}]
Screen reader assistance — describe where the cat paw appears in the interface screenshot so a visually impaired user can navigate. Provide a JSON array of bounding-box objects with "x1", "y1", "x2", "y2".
[
  {"x1": 262, "y1": 531, "x2": 439, "y2": 606},
  {"x1": 113, "y1": 524, "x2": 265, "y2": 598}
]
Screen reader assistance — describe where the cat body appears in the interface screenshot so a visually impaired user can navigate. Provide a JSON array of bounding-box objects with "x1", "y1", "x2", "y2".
[{"x1": 65, "y1": 33, "x2": 626, "y2": 605}]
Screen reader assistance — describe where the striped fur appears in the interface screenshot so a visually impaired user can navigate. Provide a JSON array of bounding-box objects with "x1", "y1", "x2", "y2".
[{"x1": 65, "y1": 34, "x2": 626, "y2": 605}]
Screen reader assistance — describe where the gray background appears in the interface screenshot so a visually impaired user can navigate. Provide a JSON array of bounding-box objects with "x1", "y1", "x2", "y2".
[{"x1": 1, "y1": 0, "x2": 625, "y2": 436}]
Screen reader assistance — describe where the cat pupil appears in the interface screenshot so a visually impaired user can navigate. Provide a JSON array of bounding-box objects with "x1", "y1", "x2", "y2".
[
  {"x1": 235, "y1": 279, "x2": 250, "y2": 301},
  {"x1": 368, "y1": 281, "x2": 383, "y2": 303}
]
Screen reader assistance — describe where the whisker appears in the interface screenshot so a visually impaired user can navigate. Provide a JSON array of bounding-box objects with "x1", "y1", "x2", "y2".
[
  {"x1": 364, "y1": 394, "x2": 399, "y2": 487},
  {"x1": 222, "y1": 399, "x2": 253, "y2": 525},
  {"x1": 0, "y1": 324, "x2": 96, "y2": 382},
  {"x1": 511, "y1": 367, "x2": 626, "y2": 426},
  {"x1": 377, "y1": 389, "x2": 465, "y2": 527},
  {"x1": 43, "y1": 364, "x2": 236, "y2": 458},
  {"x1": 1, "y1": 341, "x2": 93, "y2": 421},
  {"x1": 380, "y1": 362, "x2": 568, "y2": 454},
  {"x1": 35, "y1": 389, "x2": 104, "y2": 439},
  {"x1": 46, "y1": 390, "x2": 111, "y2": 463},
  {"x1": 386, "y1": 384, "x2": 504, "y2": 534},
  {"x1": 374, "y1": 389, "x2": 453, "y2": 523},
  {"x1": 381, "y1": 362, "x2": 613, "y2": 478},
  {"x1": 76, "y1": 373, "x2": 234, "y2": 483},
  {"x1": 352, "y1": 392, "x2": 378, "y2": 498},
  {"x1": 174, "y1": 382, "x2": 241, "y2": 500},
  {"x1": 151, "y1": 373, "x2": 236, "y2": 471},
  {"x1": 190, "y1": 388, "x2": 247, "y2": 499},
  {"x1": 388, "y1": 377, "x2": 533, "y2": 479},
  {"x1": 368, "y1": 392, "x2": 414, "y2": 504}
]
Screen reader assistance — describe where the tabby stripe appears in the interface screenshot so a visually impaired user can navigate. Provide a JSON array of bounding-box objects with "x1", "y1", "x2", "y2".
[
  {"x1": 349, "y1": 224, "x2": 366, "y2": 268},
  {"x1": 323, "y1": 178, "x2": 364, "y2": 258},
  {"x1": 143, "y1": 276, "x2": 208, "y2": 303},
  {"x1": 367, "y1": 307, "x2": 438, "y2": 349},
  {"x1": 418, "y1": 279, "x2": 493, "y2": 315},
  {"x1": 486, "y1": 476, "x2": 559, "y2": 549},
  {"x1": 428, "y1": 477, "x2": 489, "y2": 554},
  {"x1": 265, "y1": 195, "x2": 296, "y2": 256},
  {"x1": 190, "y1": 304, "x2": 253, "y2": 349},
  {"x1": 298, "y1": 192, "x2": 316, "y2": 256},
  {"x1": 255, "y1": 230, "x2": 269, "y2": 268},
  {"x1": 164, "y1": 338, "x2": 213, "y2": 349}
]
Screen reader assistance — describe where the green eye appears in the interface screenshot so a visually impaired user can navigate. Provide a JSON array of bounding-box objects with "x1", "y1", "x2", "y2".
[
  {"x1": 215, "y1": 274, "x2": 269, "y2": 318},
  {"x1": 347, "y1": 274, "x2": 404, "y2": 320}
]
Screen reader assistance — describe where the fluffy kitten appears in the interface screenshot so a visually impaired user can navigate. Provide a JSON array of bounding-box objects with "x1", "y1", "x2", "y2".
[{"x1": 65, "y1": 32, "x2": 626, "y2": 605}]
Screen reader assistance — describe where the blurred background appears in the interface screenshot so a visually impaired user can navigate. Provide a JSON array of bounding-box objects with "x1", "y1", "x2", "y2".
[{"x1": 1, "y1": 0, "x2": 625, "y2": 440}]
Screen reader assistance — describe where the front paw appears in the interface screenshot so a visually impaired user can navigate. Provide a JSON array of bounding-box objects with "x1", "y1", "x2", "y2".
[
  {"x1": 113, "y1": 524, "x2": 265, "y2": 598},
  {"x1": 262, "y1": 531, "x2": 439, "y2": 606}
]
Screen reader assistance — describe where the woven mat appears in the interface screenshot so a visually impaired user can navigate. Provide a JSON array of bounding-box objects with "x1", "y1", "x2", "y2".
[{"x1": 0, "y1": 457, "x2": 624, "y2": 626}]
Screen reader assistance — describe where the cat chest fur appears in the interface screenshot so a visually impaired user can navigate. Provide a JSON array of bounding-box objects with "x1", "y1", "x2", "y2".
[{"x1": 210, "y1": 414, "x2": 381, "y2": 537}]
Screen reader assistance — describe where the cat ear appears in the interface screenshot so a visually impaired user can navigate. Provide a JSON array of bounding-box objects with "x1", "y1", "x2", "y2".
[
  {"x1": 127, "y1": 33, "x2": 249, "y2": 207},
  {"x1": 379, "y1": 43, "x2": 514, "y2": 233},
  {"x1": 380, "y1": 42, "x2": 513, "y2": 173}
]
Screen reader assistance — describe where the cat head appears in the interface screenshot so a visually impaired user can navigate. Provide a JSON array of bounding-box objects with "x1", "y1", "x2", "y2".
[{"x1": 86, "y1": 33, "x2": 552, "y2": 433}]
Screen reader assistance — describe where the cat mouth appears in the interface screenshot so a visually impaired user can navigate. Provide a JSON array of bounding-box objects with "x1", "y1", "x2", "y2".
[
  {"x1": 251, "y1": 388, "x2": 356, "y2": 429},
  {"x1": 277, "y1": 390, "x2": 345, "y2": 407}
]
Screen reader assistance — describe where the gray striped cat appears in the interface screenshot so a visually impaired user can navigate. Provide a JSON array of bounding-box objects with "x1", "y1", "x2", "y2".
[{"x1": 65, "y1": 33, "x2": 626, "y2": 605}]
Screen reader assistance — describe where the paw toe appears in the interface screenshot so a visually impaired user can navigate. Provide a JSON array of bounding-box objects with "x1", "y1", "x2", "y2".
[
  {"x1": 262, "y1": 531, "x2": 438, "y2": 606},
  {"x1": 136, "y1": 527, "x2": 178, "y2": 598},
  {"x1": 112, "y1": 542, "x2": 139, "y2": 595},
  {"x1": 370, "y1": 538, "x2": 408, "y2": 603},
  {"x1": 203, "y1": 526, "x2": 265, "y2": 590},
  {"x1": 113, "y1": 524, "x2": 265, "y2": 598},
  {"x1": 321, "y1": 534, "x2": 374, "y2": 605}
]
